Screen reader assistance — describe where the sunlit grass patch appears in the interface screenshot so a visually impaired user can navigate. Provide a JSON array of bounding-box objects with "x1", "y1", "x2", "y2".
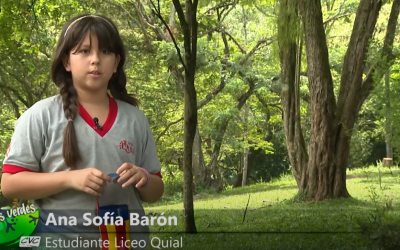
[{"x1": 143, "y1": 166, "x2": 400, "y2": 249}]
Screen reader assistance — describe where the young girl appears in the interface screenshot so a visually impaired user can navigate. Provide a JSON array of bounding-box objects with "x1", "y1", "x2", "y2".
[{"x1": 1, "y1": 14, "x2": 164, "y2": 249}]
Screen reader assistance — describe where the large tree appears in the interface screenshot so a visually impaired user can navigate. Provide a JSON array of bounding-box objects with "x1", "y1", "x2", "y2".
[{"x1": 278, "y1": 0, "x2": 400, "y2": 200}]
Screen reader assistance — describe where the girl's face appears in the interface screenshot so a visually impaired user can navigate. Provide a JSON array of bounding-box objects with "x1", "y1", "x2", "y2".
[{"x1": 63, "y1": 32, "x2": 120, "y2": 94}]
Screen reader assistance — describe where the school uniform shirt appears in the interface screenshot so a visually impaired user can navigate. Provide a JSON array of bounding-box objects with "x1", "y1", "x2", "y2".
[{"x1": 2, "y1": 94, "x2": 162, "y2": 249}]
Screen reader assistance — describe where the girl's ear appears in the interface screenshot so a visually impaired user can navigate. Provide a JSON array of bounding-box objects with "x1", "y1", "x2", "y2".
[
  {"x1": 114, "y1": 55, "x2": 120, "y2": 73},
  {"x1": 63, "y1": 55, "x2": 71, "y2": 72}
]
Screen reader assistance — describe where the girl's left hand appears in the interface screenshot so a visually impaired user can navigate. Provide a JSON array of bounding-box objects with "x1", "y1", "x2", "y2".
[{"x1": 116, "y1": 163, "x2": 148, "y2": 188}]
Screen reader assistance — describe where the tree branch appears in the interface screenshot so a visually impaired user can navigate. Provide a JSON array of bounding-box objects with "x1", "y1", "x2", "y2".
[
  {"x1": 0, "y1": 88, "x2": 21, "y2": 118},
  {"x1": 197, "y1": 79, "x2": 227, "y2": 110},
  {"x1": 217, "y1": 9, "x2": 230, "y2": 58},
  {"x1": 103, "y1": 0, "x2": 140, "y2": 26},
  {"x1": 195, "y1": 7, "x2": 231, "y2": 110},
  {"x1": 220, "y1": 1, "x2": 238, "y2": 23},
  {"x1": 359, "y1": 0, "x2": 400, "y2": 105},
  {"x1": 254, "y1": 5, "x2": 275, "y2": 18},
  {"x1": 224, "y1": 30, "x2": 246, "y2": 54},
  {"x1": 240, "y1": 37, "x2": 275, "y2": 65},
  {"x1": 192, "y1": 0, "x2": 199, "y2": 67},
  {"x1": 37, "y1": 78, "x2": 52, "y2": 101},
  {"x1": 324, "y1": 13, "x2": 352, "y2": 26},
  {"x1": 0, "y1": 81, "x2": 29, "y2": 108},
  {"x1": 156, "y1": 117, "x2": 184, "y2": 142},
  {"x1": 336, "y1": 0, "x2": 382, "y2": 120},
  {"x1": 137, "y1": 11, "x2": 167, "y2": 40},
  {"x1": 0, "y1": 66, "x2": 31, "y2": 107},
  {"x1": 171, "y1": 0, "x2": 190, "y2": 73},
  {"x1": 199, "y1": 25, "x2": 220, "y2": 38},
  {"x1": 255, "y1": 91, "x2": 283, "y2": 113},
  {"x1": 150, "y1": 0, "x2": 186, "y2": 70},
  {"x1": 131, "y1": 1, "x2": 153, "y2": 50},
  {"x1": 39, "y1": 49, "x2": 51, "y2": 59},
  {"x1": 207, "y1": 80, "x2": 256, "y2": 171},
  {"x1": 157, "y1": 75, "x2": 229, "y2": 141},
  {"x1": 200, "y1": 1, "x2": 237, "y2": 17}
]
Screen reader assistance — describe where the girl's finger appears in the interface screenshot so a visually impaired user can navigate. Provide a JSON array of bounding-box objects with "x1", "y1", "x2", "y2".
[
  {"x1": 134, "y1": 177, "x2": 147, "y2": 188},
  {"x1": 89, "y1": 174, "x2": 107, "y2": 187},
  {"x1": 117, "y1": 168, "x2": 140, "y2": 184},
  {"x1": 116, "y1": 163, "x2": 133, "y2": 175},
  {"x1": 86, "y1": 181, "x2": 104, "y2": 192},
  {"x1": 122, "y1": 175, "x2": 141, "y2": 188},
  {"x1": 116, "y1": 170, "x2": 133, "y2": 184}
]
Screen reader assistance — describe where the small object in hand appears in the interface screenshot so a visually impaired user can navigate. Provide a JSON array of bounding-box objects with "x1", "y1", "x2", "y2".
[{"x1": 108, "y1": 173, "x2": 120, "y2": 183}]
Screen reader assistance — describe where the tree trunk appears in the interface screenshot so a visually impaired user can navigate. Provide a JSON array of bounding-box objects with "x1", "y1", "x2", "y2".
[
  {"x1": 242, "y1": 103, "x2": 249, "y2": 187},
  {"x1": 278, "y1": 0, "x2": 399, "y2": 201},
  {"x1": 183, "y1": 65, "x2": 197, "y2": 233},
  {"x1": 242, "y1": 149, "x2": 249, "y2": 186},
  {"x1": 207, "y1": 81, "x2": 256, "y2": 180},
  {"x1": 384, "y1": 69, "x2": 393, "y2": 159},
  {"x1": 192, "y1": 124, "x2": 207, "y2": 183},
  {"x1": 278, "y1": 0, "x2": 308, "y2": 189},
  {"x1": 172, "y1": 0, "x2": 199, "y2": 233},
  {"x1": 334, "y1": 0, "x2": 399, "y2": 196},
  {"x1": 298, "y1": 0, "x2": 348, "y2": 200},
  {"x1": 234, "y1": 173, "x2": 243, "y2": 187}
]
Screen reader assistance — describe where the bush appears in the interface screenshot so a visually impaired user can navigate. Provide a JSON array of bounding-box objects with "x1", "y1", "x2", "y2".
[{"x1": 356, "y1": 186, "x2": 400, "y2": 250}]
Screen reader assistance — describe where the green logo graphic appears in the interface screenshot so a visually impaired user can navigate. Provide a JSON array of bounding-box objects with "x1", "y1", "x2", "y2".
[{"x1": 0, "y1": 205, "x2": 39, "y2": 249}]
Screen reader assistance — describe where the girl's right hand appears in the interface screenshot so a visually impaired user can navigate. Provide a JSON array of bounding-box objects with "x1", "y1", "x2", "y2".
[{"x1": 68, "y1": 168, "x2": 112, "y2": 197}]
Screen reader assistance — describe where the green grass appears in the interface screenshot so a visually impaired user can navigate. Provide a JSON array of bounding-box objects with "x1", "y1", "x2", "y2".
[{"x1": 142, "y1": 166, "x2": 400, "y2": 250}]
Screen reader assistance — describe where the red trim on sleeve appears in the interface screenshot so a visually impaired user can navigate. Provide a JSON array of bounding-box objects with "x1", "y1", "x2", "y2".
[
  {"x1": 2, "y1": 164, "x2": 36, "y2": 174},
  {"x1": 151, "y1": 171, "x2": 162, "y2": 178}
]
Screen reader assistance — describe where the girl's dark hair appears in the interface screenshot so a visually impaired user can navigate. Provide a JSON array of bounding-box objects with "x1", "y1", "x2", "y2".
[{"x1": 51, "y1": 14, "x2": 139, "y2": 169}]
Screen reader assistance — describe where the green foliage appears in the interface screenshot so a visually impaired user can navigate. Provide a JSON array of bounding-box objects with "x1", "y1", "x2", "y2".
[
  {"x1": 0, "y1": 0, "x2": 398, "y2": 203},
  {"x1": 349, "y1": 129, "x2": 375, "y2": 169},
  {"x1": 0, "y1": 1, "x2": 285, "y2": 183},
  {"x1": 161, "y1": 166, "x2": 185, "y2": 199},
  {"x1": 386, "y1": 61, "x2": 400, "y2": 156},
  {"x1": 355, "y1": 186, "x2": 400, "y2": 250}
]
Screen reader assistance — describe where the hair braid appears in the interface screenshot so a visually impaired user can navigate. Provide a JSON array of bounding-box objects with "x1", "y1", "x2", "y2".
[{"x1": 60, "y1": 80, "x2": 81, "y2": 169}]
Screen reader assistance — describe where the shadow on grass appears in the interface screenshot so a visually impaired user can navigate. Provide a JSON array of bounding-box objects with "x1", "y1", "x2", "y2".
[
  {"x1": 311, "y1": 196, "x2": 397, "y2": 210},
  {"x1": 221, "y1": 183, "x2": 297, "y2": 197},
  {"x1": 147, "y1": 183, "x2": 298, "y2": 207},
  {"x1": 147, "y1": 199, "x2": 400, "y2": 235}
]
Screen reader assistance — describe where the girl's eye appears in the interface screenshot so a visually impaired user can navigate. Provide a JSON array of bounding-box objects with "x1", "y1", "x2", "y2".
[
  {"x1": 102, "y1": 50, "x2": 110, "y2": 54},
  {"x1": 81, "y1": 49, "x2": 90, "y2": 53}
]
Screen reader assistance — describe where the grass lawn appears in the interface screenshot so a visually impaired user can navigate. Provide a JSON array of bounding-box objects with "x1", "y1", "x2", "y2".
[{"x1": 142, "y1": 166, "x2": 400, "y2": 250}]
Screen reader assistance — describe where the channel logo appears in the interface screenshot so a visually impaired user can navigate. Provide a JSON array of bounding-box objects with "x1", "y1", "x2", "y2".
[
  {"x1": 0, "y1": 205, "x2": 39, "y2": 249},
  {"x1": 19, "y1": 236, "x2": 41, "y2": 247}
]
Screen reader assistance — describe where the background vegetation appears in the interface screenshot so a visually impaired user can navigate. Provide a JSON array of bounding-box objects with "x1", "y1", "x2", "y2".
[{"x1": 0, "y1": 0, "x2": 399, "y2": 249}]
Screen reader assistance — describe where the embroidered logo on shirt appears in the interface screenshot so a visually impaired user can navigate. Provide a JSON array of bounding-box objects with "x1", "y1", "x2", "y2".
[{"x1": 119, "y1": 140, "x2": 135, "y2": 154}]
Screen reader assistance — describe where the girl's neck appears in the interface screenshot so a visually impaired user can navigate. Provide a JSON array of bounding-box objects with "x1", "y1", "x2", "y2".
[{"x1": 76, "y1": 89, "x2": 109, "y2": 106}]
